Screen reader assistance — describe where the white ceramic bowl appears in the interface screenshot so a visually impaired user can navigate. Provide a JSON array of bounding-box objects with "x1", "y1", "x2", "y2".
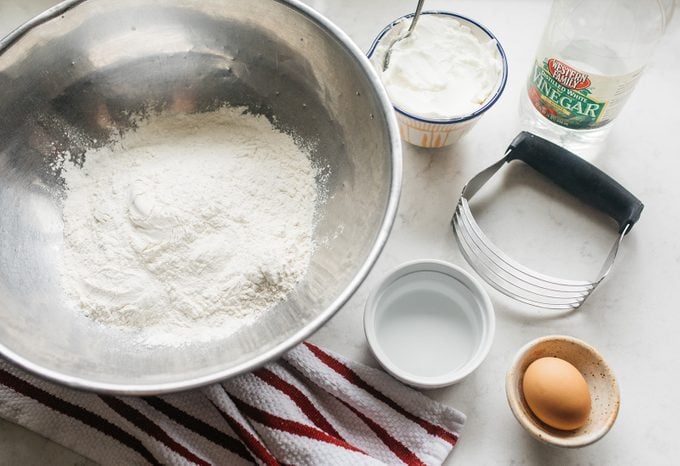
[
  {"x1": 506, "y1": 335, "x2": 620, "y2": 448},
  {"x1": 364, "y1": 260, "x2": 495, "y2": 388},
  {"x1": 367, "y1": 11, "x2": 508, "y2": 148}
]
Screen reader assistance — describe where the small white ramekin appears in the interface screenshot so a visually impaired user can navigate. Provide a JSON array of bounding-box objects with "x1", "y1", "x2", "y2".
[
  {"x1": 367, "y1": 12, "x2": 508, "y2": 149},
  {"x1": 364, "y1": 260, "x2": 495, "y2": 388}
]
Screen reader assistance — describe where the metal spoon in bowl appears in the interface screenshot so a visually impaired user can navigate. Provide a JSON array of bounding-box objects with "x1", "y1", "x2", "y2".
[{"x1": 382, "y1": 0, "x2": 426, "y2": 70}]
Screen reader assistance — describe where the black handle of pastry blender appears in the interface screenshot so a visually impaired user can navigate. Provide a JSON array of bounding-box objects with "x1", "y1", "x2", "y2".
[{"x1": 505, "y1": 132, "x2": 644, "y2": 234}]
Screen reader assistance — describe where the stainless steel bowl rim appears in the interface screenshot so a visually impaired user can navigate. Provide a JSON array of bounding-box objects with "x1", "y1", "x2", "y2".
[{"x1": 0, "y1": 0, "x2": 402, "y2": 395}]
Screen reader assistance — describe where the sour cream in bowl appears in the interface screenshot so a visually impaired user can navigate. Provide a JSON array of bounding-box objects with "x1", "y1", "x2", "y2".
[{"x1": 368, "y1": 12, "x2": 508, "y2": 148}]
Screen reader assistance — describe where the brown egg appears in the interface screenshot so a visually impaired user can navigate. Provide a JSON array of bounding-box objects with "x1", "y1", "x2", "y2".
[{"x1": 522, "y1": 357, "x2": 591, "y2": 430}]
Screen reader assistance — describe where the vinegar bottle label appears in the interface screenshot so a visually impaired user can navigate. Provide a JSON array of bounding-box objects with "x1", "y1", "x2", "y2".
[{"x1": 527, "y1": 56, "x2": 643, "y2": 130}]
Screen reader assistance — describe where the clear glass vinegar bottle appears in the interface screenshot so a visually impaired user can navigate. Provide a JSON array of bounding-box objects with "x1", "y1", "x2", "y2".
[{"x1": 519, "y1": 0, "x2": 673, "y2": 158}]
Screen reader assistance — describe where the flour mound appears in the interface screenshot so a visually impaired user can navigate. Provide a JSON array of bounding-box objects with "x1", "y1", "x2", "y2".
[{"x1": 59, "y1": 107, "x2": 317, "y2": 346}]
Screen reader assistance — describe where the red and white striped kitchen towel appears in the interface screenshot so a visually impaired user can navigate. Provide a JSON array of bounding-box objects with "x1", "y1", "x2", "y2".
[{"x1": 0, "y1": 342, "x2": 465, "y2": 465}]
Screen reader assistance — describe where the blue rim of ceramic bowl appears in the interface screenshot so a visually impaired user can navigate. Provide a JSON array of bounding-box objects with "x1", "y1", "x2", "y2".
[{"x1": 367, "y1": 11, "x2": 509, "y2": 125}]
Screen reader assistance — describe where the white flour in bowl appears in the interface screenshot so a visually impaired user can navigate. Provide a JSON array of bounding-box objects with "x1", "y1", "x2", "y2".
[{"x1": 58, "y1": 107, "x2": 318, "y2": 346}]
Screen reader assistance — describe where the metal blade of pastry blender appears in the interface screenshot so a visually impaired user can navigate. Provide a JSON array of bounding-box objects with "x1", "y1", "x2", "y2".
[{"x1": 452, "y1": 132, "x2": 642, "y2": 311}]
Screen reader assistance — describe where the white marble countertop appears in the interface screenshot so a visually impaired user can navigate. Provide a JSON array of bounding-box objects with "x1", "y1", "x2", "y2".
[{"x1": 1, "y1": 0, "x2": 679, "y2": 464}]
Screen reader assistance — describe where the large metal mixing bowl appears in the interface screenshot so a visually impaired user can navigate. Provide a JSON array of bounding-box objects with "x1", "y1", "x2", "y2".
[{"x1": 0, "y1": 0, "x2": 401, "y2": 394}]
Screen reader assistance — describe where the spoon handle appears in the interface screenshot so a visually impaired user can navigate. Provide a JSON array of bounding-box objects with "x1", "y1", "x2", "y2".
[{"x1": 407, "y1": 0, "x2": 426, "y2": 35}]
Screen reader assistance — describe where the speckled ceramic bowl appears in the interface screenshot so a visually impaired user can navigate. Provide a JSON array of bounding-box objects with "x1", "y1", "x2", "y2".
[
  {"x1": 506, "y1": 335, "x2": 620, "y2": 448},
  {"x1": 367, "y1": 11, "x2": 508, "y2": 149}
]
